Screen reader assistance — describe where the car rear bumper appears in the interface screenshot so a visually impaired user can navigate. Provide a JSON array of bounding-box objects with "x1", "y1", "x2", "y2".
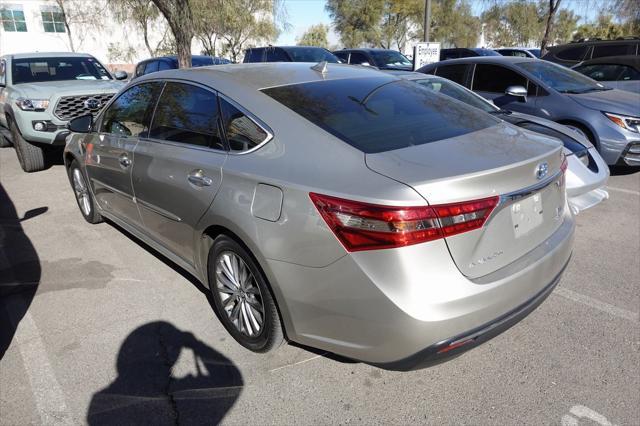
[
  {"x1": 267, "y1": 206, "x2": 575, "y2": 366},
  {"x1": 566, "y1": 148, "x2": 609, "y2": 214}
]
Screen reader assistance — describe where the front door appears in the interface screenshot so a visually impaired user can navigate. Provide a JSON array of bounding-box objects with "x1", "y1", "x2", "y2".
[
  {"x1": 86, "y1": 82, "x2": 162, "y2": 226},
  {"x1": 131, "y1": 81, "x2": 226, "y2": 264}
]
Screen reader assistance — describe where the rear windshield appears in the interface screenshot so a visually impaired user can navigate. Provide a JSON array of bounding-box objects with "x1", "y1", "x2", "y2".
[
  {"x1": 283, "y1": 47, "x2": 340, "y2": 63},
  {"x1": 192, "y1": 57, "x2": 215, "y2": 66},
  {"x1": 12, "y1": 57, "x2": 111, "y2": 84},
  {"x1": 262, "y1": 77, "x2": 498, "y2": 153},
  {"x1": 370, "y1": 50, "x2": 412, "y2": 68}
]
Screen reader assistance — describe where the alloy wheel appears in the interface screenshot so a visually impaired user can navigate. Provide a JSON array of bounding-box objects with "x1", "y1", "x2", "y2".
[
  {"x1": 72, "y1": 168, "x2": 91, "y2": 216},
  {"x1": 215, "y1": 251, "x2": 265, "y2": 337}
]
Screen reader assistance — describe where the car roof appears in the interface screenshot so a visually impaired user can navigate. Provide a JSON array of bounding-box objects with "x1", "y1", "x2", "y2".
[
  {"x1": 549, "y1": 38, "x2": 639, "y2": 50},
  {"x1": 336, "y1": 48, "x2": 401, "y2": 53},
  {"x1": 135, "y1": 62, "x2": 392, "y2": 91},
  {"x1": 575, "y1": 55, "x2": 640, "y2": 67},
  {"x1": 7, "y1": 52, "x2": 94, "y2": 59}
]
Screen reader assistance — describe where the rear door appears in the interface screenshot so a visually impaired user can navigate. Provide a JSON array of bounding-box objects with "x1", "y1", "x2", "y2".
[
  {"x1": 87, "y1": 82, "x2": 162, "y2": 226},
  {"x1": 434, "y1": 63, "x2": 473, "y2": 88},
  {"x1": 131, "y1": 81, "x2": 226, "y2": 264}
]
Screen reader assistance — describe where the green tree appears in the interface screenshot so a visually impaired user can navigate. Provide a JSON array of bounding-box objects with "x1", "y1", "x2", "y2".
[
  {"x1": 423, "y1": 0, "x2": 480, "y2": 48},
  {"x1": 611, "y1": 0, "x2": 639, "y2": 34},
  {"x1": 109, "y1": 0, "x2": 165, "y2": 57},
  {"x1": 540, "y1": 0, "x2": 563, "y2": 54},
  {"x1": 55, "y1": 0, "x2": 106, "y2": 52},
  {"x1": 325, "y1": 0, "x2": 385, "y2": 47},
  {"x1": 192, "y1": 0, "x2": 224, "y2": 56},
  {"x1": 151, "y1": 0, "x2": 194, "y2": 68},
  {"x1": 550, "y1": 8, "x2": 579, "y2": 44},
  {"x1": 297, "y1": 24, "x2": 330, "y2": 48},
  {"x1": 574, "y1": 13, "x2": 627, "y2": 40}
]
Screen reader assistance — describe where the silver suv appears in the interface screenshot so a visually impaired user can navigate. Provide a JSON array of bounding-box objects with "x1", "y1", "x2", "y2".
[{"x1": 0, "y1": 52, "x2": 126, "y2": 172}]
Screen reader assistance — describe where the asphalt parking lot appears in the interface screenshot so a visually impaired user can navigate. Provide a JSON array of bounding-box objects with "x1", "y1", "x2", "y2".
[{"x1": 0, "y1": 147, "x2": 638, "y2": 425}]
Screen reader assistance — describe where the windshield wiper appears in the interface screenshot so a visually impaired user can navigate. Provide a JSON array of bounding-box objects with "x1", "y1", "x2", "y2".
[
  {"x1": 561, "y1": 87, "x2": 612, "y2": 94},
  {"x1": 489, "y1": 109, "x2": 512, "y2": 115}
]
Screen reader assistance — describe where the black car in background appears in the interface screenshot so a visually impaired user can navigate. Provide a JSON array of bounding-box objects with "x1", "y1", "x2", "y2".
[
  {"x1": 542, "y1": 38, "x2": 639, "y2": 67},
  {"x1": 440, "y1": 48, "x2": 501, "y2": 61},
  {"x1": 134, "y1": 55, "x2": 231, "y2": 78},
  {"x1": 495, "y1": 48, "x2": 541, "y2": 58},
  {"x1": 332, "y1": 48, "x2": 413, "y2": 70},
  {"x1": 243, "y1": 46, "x2": 340, "y2": 63},
  {"x1": 572, "y1": 55, "x2": 640, "y2": 93}
]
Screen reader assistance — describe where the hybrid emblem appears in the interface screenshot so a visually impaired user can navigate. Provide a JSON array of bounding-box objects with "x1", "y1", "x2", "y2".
[
  {"x1": 536, "y1": 162, "x2": 548, "y2": 180},
  {"x1": 83, "y1": 98, "x2": 102, "y2": 110}
]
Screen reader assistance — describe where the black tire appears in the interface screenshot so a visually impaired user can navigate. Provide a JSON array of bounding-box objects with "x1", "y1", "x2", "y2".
[
  {"x1": 0, "y1": 132, "x2": 11, "y2": 148},
  {"x1": 67, "y1": 160, "x2": 103, "y2": 224},
  {"x1": 10, "y1": 119, "x2": 45, "y2": 172},
  {"x1": 208, "y1": 235, "x2": 283, "y2": 352}
]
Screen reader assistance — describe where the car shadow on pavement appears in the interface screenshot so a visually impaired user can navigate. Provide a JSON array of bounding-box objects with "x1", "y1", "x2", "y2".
[
  {"x1": 0, "y1": 183, "x2": 46, "y2": 360},
  {"x1": 87, "y1": 321, "x2": 243, "y2": 425},
  {"x1": 610, "y1": 165, "x2": 639, "y2": 176}
]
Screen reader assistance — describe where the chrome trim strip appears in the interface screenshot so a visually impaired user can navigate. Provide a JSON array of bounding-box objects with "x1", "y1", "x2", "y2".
[
  {"x1": 499, "y1": 169, "x2": 562, "y2": 204},
  {"x1": 137, "y1": 198, "x2": 182, "y2": 222},
  {"x1": 218, "y1": 93, "x2": 274, "y2": 155}
]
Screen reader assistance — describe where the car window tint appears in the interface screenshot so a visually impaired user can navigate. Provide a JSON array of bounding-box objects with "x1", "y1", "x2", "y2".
[
  {"x1": 334, "y1": 51, "x2": 349, "y2": 62},
  {"x1": 244, "y1": 48, "x2": 263, "y2": 63},
  {"x1": 591, "y1": 44, "x2": 631, "y2": 59},
  {"x1": 144, "y1": 61, "x2": 158, "y2": 75},
  {"x1": 135, "y1": 63, "x2": 145, "y2": 77},
  {"x1": 158, "y1": 60, "x2": 173, "y2": 71},
  {"x1": 575, "y1": 64, "x2": 625, "y2": 81},
  {"x1": 219, "y1": 98, "x2": 268, "y2": 152},
  {"x1": 557, "y1": 46, "x2": 588, "y2": 61},
  {"x1": 434, "y1": 64, "x2": 470, "y2": 86},
  {"x1": 473, "y1": 64, "x2": 527, "y2": 93},
  {"x1": 149, "y1": 82, "x2": 223, "y2": 149},
  {"x1": 262, "y1": 77, "x2": 498, "y2": 154},
  {"x1": 349, "y1": 52, "x2": 370, "y2": 65},
  {"x1": 619, "y1": 65, "x2": 640, "y2": 81},
  {"x1": 264, "y1": 47, "x2": 289, "y2": 62},
  {"x1": 101, "y1": 82, "x2": 162, "y2": 137}
]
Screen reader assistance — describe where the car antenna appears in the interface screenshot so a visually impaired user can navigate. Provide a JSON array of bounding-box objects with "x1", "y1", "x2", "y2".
[{"x1": 311, "y1": 61, "x2": 328, "y2": 75}]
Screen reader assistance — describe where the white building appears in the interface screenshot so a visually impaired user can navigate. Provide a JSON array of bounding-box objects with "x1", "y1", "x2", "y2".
[{"x1": 0, "y1": 0, "x2": 216, "y2": 70}]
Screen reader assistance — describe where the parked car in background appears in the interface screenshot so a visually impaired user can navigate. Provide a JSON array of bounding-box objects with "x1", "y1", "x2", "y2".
[
  {"x1": 495, "y1": 47, "x2": 541, "y2": 58},
  {"x1": 572, "y1": 56, "x2": 640, "y2": 94},
  {"x1": 133, "y1": 55, "x2": 230, "y2": 78},
  {"x1": 243, "y1": 46, "x2": 340, "y2": 63},
  {"x1": 0, "y1": 52, "x2": 126, "y2": 172},
  {"x1": 64, "y1": 63, "x2": 574, "y2": 370},
  {"x1": 440, "y1": 48, "x2": 501, "y2": 61},
  {"x1": 418, "y1": 57, "x2": 640, "y2": 166},
  {"x1": 332, "y1": 48, "x2": 412, "y2": 70},
  {"x1": 542, "y1": 38, "x2": 639, "y2": 67},
  {"x1": 391, "y1": 71, "x2": 608, "y2": 214}
]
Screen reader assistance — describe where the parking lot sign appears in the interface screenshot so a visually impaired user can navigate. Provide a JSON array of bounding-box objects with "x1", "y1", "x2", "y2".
[{"x1": 413, "y1": 42, "x2": 441, "y2": 70}]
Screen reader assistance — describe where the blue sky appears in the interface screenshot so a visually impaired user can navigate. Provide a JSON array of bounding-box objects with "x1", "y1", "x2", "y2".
[{"x1": 276, "y1": 0, "x2": 600, "y2": 46}]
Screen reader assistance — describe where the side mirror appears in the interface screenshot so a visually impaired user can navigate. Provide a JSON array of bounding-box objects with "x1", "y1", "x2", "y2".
[
  {"x1": 67, "y1": 114, "x2": 93, "y2": 133},
  {"x1": 114, "y1": 70, "x2": 128, "y2": 80},
  {"x1": 505, "y1": 85, "x2": 527, "y2": 102}
]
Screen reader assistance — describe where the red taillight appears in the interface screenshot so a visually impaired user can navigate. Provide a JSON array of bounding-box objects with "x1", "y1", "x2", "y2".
[{"x1": 309, "y1": 193, "x2": 499, "y2": 252}]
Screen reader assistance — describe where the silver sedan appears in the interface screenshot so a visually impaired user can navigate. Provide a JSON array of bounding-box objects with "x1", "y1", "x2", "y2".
[{"x1": 64, "y1": 63, "x2": 574, "y2": 370}]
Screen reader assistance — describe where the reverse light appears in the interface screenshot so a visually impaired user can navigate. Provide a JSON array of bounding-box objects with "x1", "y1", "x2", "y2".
[
  {"x1": 604, "y1": 112, "x2": 640, "y2": 133},
  {"x1": 309, "y1": 193, "x2": 499, "y2": 252},
  {"x1": 16, "y1": 98, "x2": 50, "y2": 111}
]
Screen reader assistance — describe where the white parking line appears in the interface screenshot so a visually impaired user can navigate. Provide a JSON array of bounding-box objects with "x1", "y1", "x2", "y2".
[
  {"x1": 554, "y1": 287, "x2": 639, "y2": 322},
  {"x1": 269, "y1": 353, "x2": 326, "y2": 372},
  {"x1": 607, "y1": 186, "x2": 640, "y2": 196}
]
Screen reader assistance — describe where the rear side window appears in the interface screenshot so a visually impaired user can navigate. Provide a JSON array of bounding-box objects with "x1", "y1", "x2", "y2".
[
  {"x1": 349, "y1": 52, "x2": 370, "y2": 65},
  {"x1": 101, "y1": 82, "x2": 162, "y2": 137},
  {"x1": 334, "y1": 51, "x2": 349, "y2": 62},
  {"x1": 473, "y1": 64, "x2": 527, "y2": 93},
  {"x1": 262, "y1": 77, "x2": 498, "y2": 154},
  {"x1": 158, "y1": 60, "x2": 173, "y2": 71},
  {"x1": 619, "y1": 65, "x2": 640, "y2": 80},
  {"x1": 575, "y1": 64, "x2": 627, "y2": 81},
  {"x1": 556, "y1": 46, "x2": 588, "y2": 61},
  {"x1": 591, "y1": 44, "x2": 631, "y2": 59},
  {"x1": 435, "y1": 64, "x2": 471, "y2": 87},
  {"x1": 244, "y1": 48, "x2": 264, "y2": 63},
  {"x1": 144, "y1": 61, "x2": 158, "y2": 75},
  {"x1": 149, "y1": 82, "x2": 223, "y2": 149},
  {"x1": 219, "y1": 98, "x2": 268, "y2": 152},
  {"x1": 264, "y1": 48, "x2": 289, "y2": 62}
]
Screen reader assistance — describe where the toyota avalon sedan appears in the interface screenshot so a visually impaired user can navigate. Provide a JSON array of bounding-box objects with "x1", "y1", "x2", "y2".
[
  {"x1": 418, "y1": 57, "x2": 640, "y2": 166},
  {"x1": 391, "y1": 71, "x2": 609, "y2": 214},
  {"x1": 63, "y1": 63, "x2": 574, "y2": 370}
]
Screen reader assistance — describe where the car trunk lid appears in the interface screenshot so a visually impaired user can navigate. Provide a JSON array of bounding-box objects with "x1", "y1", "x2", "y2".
[{"x1": 366, "y1": 123, "x2": 566, "y2": 278}]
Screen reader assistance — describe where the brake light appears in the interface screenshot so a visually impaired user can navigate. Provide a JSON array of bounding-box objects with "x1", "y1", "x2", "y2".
[{"x1": 309, "y1": 193, "x2": 499, "y2": 252}]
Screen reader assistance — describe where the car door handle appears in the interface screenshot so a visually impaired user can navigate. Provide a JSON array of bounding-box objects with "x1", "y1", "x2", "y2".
[
  {"x1": 187, "y1": 170, "x2": 213, "y2": 187},
  {"x1": 118, "y1": 154, "x2": 131, "y2": 168}
]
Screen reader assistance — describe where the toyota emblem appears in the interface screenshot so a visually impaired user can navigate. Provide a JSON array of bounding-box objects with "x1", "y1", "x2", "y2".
[
  {"x1": 83, "y1": 98, "x2": 102, "y2": 110},
  {"x1": 536, "y1": 162, "x2": 549, "y2": 180}
]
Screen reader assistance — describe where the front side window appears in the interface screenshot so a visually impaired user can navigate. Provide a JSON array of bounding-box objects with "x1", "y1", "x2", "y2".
[
  {"x1": 264, "y1": 48, "x2": 289, "y2": 62},
  {"x1": 348, "y1": 52, "x2": 370, "y2": 66},
  {"x1": 1, "y1": 4, "x2": 27, "y2": 32},
  {"x1": 244, "y1": 48, "x2": 264, "y2": 63},
  {"x1": 149, "y1": 82, "x2": 223, "y2": 149},
  {"x1": 101, "y1": 82, "x2": 162, "y2": 137},
  {"x1": 283, "y1": 47, "x2": 339, "y2": 63},
  {"x1": 333, "y1": 51, "x2": 349, "y2": 62},
  {"x1": 41, "y1": 6, "x2": 65, "y2": 33},
  {"x1": 158, "y1": 60, "x2": 173, "y2": 71},
  {"x1": 262, "y1": 77, "x2": 498, "y2": 154},
  {"x1": 370, "y1": 50, "x2": 412, "y2": 68},
  {"x1": 12, "y1": 57, "x2": 112, "y2": 84},
  {"x1": 473, "y1": 64, "x2": 528, "y2": 93},
  {"x1": 144, "y1": 61, "x2": 158, "y2": 75},
  {"x1": 434, "y1": 64, "x2": 471, "y2": 87},
  {"x1": 219, "y1": 98, "x2": 268, "y2": 152}
]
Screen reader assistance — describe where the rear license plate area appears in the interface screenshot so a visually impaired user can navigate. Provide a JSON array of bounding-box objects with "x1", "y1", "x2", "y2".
[{"x1": 511, "y1": 193, "x2": 544, "y2": 238}]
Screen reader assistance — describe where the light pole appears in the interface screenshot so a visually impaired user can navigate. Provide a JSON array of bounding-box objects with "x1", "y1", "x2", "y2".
[{"x1": 423, "y1": 0, "x2": 431, "y2": 42}]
